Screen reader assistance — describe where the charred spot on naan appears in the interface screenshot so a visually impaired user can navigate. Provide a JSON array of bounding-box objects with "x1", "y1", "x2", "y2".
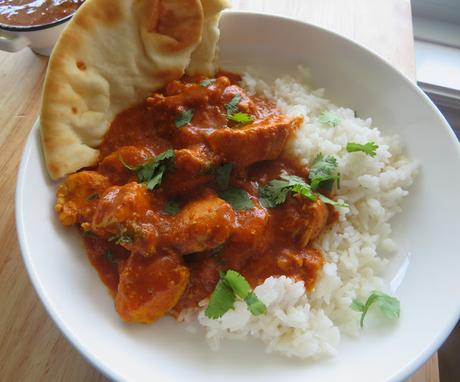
[
  {"x1": 157, "y1": 0, "x2": 203, "y2": 52},
  {"x1": 76, "y1": 61, "x2": 87, "y2": 71}
]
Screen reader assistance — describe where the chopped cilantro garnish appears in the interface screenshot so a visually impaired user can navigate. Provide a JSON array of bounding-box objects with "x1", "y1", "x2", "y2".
[
  {"x1": 245, "y1": 292, "x2": 267, "y2": 316},
  {"x1": 204, "y1": 279, "x2": 236, "y2": 319},
  {"x1": 346, "y1": 141, "x2": 379, "y2": 157},
  {"x1": 351, "y1": 290, "x2": 400, "y2": 328},
  {"x1": 209, "y1": 243, "x2": 225, "y2": 264},
  {"x1": 210, "y1": 243, "x2": 225, "y2": 256},
  {"x1": 108, "y1": 232, "x2": 134, "y2": 245},
  {"x1": 259, "y1": 174, "x2": 315, "y2": 208},
  {"x1": 259, "y1": 179, "x2": 291, "y2": 208},
  {"x1": 219, "y1": 187, "x2": 254, "y2": 210},
  {"x1": 205, "y1": 270, "x2": 267, "y2": 319},
  {"x1": 318, "y1": 193, "x2": 348, "y2": 208},
  {"x1": 223, "y1": 270, "x2": 251, "y2": 299},
  {"x1": 121, "y1": 148, "x2": 175, "y2": 191},
  {"x1": 227, "y1": 112, "x2": 254, "y2": 124},
  {"x1": 105, "y1": 249, "x2": 115, "y2": 263},
  {"x1": 216, "y1": 163, "x2": 233, "y2": 190},
  {"x1": 309, "y1": 153, "x2": 340, "y2": 191},
  {"x1": 87, "y1": 193, "x2": 99, "y2": 201},
  {"x1": 200, "y1": 79, "x2": 216, "y2": 87},
  {"x1": 259, "y1": 172, "x2": 347, "y2": 209},
  {"x1": 164, "y1": 199, "x2": 181, "y2": 215},
  {"x1": 81, "y1": 229, "x2": 95, "y2": 237},
  {"x1": 282, "y1": 174, "x2": 317, "y2": 201},
  {"x1": 215, "y1": 163, "x2": 253, "y2": 210},
  {"x1": 175, "y1": 108, "x2": 194, "y2": 128},
  {"x1": 225, "y1": 93, "x2": 241, "y2": 116},
  {"x1": 318, "y1": 111, "x2": 340, "y2": 127}
]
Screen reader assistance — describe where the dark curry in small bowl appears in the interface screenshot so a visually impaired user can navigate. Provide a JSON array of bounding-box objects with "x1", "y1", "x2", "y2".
[{"x1": 0, "y1": 0, "x2": 84, "y2": 29}]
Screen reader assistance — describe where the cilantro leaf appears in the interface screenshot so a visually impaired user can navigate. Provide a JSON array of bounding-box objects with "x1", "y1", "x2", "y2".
[
  {"x1": 318, "y1": 111, "x2": 340, "y2": 127},
  {"x1": 105, "y1": 249, "x2": 115, "y2": 263},
  {"x1": 245, "y1": 292, "x2": 267, "y2": 316},
  {"x1": 346, "y1": 142, "x2": 379, "y2": 157},
  {"x1": 164, "y1": 199, "x2": 181, "y2": 215},
  {"x1": 280, "y1": 174, "x2": 316, "y2": 201},
  {"x1": 216, "y1": 163, "x2": 233, "y2": 190},
  {"x1": 205, "y1": 270, "x2": 267, "y2": 319},
  {"x1": 215, "y1": 163, "x2": 253, "y2": 210},
  {"x1": 200, "y1": 79, "x2": 216, "y2": 87},
  {"x1": 259, "y1": 179, "x2": 290, "y2": 208},
  {"x1": 145, "y1": 166, "x2": 166, "y2": 190},
  {"x1": 223, "y1": 270, "x2": 251, "y2": 300},
  {"x1": 225, "y1": 93, "x2": 241, "y2": 116},
  {"x1": 175, "y1": 108, "x2": 194, "y2": 128},
  {"x1": 259, "y1": 175, "x2": 315, "y2": 208},
  {"x1": 309, "y1": 153, "x2": 339, "y2": 191},
  {"x1": 210, "y1": 244, "x2": 225, "y2": 264},
  {"x1": 318, "y1": 193, "x2": 349, "y2": 208},
  {"x1": 350, "y1": 299, "x2": 365, "y2": 312},
  {"x1": 219, "y1": 187, "x2": 254, "y2": 210},
  {"x1": 205, "y1": 279, "x2": 236, "y2": 319},
  {"x1": 227, "y1": 112, "x2": 254, "y2": 124},
  {"x1": 108, "y1": 232, "x2": 133, "y2": 245},
  {"x1": 121, "y1": 148, "x2": 175, "y2": 191},
  {"x1": 351, "y1": 290, "x2": 400, "y2": 328}
]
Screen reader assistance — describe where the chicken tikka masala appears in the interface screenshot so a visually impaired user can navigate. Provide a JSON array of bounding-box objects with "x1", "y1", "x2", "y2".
[{"x1": 55, "y1": 73, "x2": 339, "y2": 323}]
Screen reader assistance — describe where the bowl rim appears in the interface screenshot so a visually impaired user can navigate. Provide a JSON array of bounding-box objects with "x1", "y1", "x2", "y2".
[
  {"x1": 15, "y1": 9, "x2": 460, "y2": 382},
  {"x1": 0, "y1": 12, "x2": 73, "y2": 32}
]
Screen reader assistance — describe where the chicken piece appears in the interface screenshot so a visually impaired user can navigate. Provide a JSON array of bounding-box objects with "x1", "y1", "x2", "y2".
[
  {"x1": 146, "y1": 85, "x2": 207, "y2": 110},
  {"x1": 221, "y1": 200, "x2": 269, "y2": 269},
  {"x1": 231, "y1": 199, "x2": 268, "y2": 246},
  {"x1": 147, "y1": 76, "x2": 231, "y2": 110},
  {"x1": 98, "y1": 145, "x2": 156, "y2": 185},
  {"x1": 221, "y1": 84, "x2": 257, "y2": 115},
  {"x1": 161, "y1": 145, "x2": 218, "y2": 196},
  {"x1": 272, "y1": 196, "x2": 330, "y2": 248},
  {"x1": 244, "y1": 246, "x2": 324, "y2": 291},
  {"x1": 207, "y1": 115, "x2": 303, "y2": 166},
  {"x1": 163, "y1": 190, "x2": 235, "y2": 255},
  {"x1": 55, "y1": 171, "x2": 111, "y2": 226},
  {"x1": 298, "y1": 199, "x2": 330, "y2": 247},
  {"x1": 115, "y1": 252, "x2": 189, "y2": 323},
  {"x1": 90, "y1": 182, "x2": 161, "y2": 256}
]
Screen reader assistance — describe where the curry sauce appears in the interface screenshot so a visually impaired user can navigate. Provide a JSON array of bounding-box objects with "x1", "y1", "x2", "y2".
[
  {"x1": 55, "y1": 74, "x2": 338, "y2": 323},
  {"x1": 0, "y1": 0, "x2": 84, "y2": 27}
]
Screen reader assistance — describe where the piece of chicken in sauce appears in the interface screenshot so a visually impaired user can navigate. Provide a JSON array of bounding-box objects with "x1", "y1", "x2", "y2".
[{"x1": 55, "y1": 73, "x2": 340, "y2": 323}]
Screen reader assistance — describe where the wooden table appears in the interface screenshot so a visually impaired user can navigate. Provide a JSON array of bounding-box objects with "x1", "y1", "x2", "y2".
[{"x1": 0, "y1": 1, "x2": 438, "y2": 381}]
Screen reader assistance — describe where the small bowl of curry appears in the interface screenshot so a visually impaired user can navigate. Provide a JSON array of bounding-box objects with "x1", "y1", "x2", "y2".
[{"x1": 0, "y1": 0, "x2": 85, "y2": 56}]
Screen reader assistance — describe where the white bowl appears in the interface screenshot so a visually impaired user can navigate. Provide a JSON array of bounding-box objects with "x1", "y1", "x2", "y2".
[
  {"x1": 16, "y1": 11, "x2": 460, "y2": 382},
  {"x1": 0, "y1": 13, "x2": 72, "y2": 56}
]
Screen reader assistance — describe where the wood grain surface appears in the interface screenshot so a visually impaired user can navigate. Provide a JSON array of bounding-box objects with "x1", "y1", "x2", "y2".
[{"x1": 0, "y1": 1, "x2": 437, "y2": 381}]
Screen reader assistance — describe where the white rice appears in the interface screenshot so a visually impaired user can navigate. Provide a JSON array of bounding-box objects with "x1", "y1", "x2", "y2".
[{"x1": 181, "y1": 67, "x2": 418, "y2": 359}]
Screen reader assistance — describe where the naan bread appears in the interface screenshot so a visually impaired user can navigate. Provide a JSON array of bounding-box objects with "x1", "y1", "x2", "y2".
[
  {"x1": 41, "y1": 0, "x2": 227, "y2": 180},
  {"x1": 186, "y1": 0, "x2": 229, "y2": 76}
]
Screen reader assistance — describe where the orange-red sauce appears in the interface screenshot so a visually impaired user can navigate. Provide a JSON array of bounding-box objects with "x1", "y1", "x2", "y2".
[
  {"x1": 56, "y1": 73, "x2": 338, "y2": 323},
  {"x1": 0, "y1": 0, "x2": 84, "y2": 27}
]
